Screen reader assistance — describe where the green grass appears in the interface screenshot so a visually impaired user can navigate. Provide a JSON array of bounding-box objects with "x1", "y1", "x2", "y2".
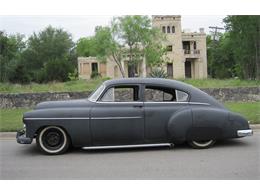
[
  {"x1": 180, "y1": 79, "x2": 260, "y2": 89},
  {"x1": 0, "y1": 102, "x2": 259, "y2": 132},
  {"x1": 0, "y1": 78, "x2": 259, "y2": 93},
  {"x1": 0, "y1": 78, "x2": 109, "y2": 94},
  {"x1": 0, "y1": 109, "x2": 30, "y2": 132},
  {"x1": 224, "y1": 102, "x2": 260, "y2": 124}
]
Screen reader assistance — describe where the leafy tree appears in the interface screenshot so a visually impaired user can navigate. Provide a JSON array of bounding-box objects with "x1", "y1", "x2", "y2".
[
  {"x1": 224, "y1": 15, "x2": 260, "y2": 79},
  {"x1": 0, "y1": 31, "x2": 26, "y2": 82},
  {"x1": 76, "y1": 37, "x2": 97, "y2": 57},
  {"x1": 24, "y1": 26, "x2": 76, "y2": 82},
  {"x1": 111, "y1": 15, "x2": 165, "y2": 77},
  {"x1": 207, "y1": 33, "x2": 236, "y2": 79}
]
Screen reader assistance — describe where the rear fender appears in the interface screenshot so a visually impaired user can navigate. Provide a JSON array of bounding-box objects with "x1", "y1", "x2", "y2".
[
  {"x1": 167, "y1": 108, "x2": 192, "y2": 143},
  {"x1": 186, "y1": 107, "x2": 229, "y2": 141}
]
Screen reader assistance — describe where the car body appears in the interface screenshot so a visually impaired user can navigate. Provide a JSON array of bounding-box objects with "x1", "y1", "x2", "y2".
[{"x1": 17, "y1": 78, "x2": 253, "y2": 154}]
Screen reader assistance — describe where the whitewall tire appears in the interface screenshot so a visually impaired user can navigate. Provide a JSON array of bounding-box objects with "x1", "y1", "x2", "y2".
[
  {"x1": 188, "y1": 140, "x2": 216, "y2": 149},
  {"x1": 36, "y1": 126, "x2": 70, "y2": 155}
]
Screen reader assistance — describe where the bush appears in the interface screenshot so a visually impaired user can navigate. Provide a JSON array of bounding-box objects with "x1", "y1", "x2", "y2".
[
  {"x1": 68, "y1": 69, "x2": 78, "y2": 81},
  {"x1": 91, "y1": 71, "x2": 102, "y2": 79},
  {"x1": 149, "y1": 67, "x2": 168, "y2": 78}
]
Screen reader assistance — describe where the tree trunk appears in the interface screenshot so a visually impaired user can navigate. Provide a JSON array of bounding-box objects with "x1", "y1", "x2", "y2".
[
  {"x1": 128, "y1": 45, "x2": 135, "y2": 77},
  {"x1": 111, "y1": 53, "x2": 125, "y2": 78}
]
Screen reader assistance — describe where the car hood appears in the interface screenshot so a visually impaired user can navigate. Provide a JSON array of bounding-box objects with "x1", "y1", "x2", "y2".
[{"x1": 35, "y1": 99, "x2": 92, "y2": 110}]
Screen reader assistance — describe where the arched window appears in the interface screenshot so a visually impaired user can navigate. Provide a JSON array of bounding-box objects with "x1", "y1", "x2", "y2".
[
  {"x1": 162, "y1": 26, "x2": 166, "y2": 33},
  {"x1": 172, "y1": 26, "x2": 175, "y2": 33},
  {"x1": 167, "y1": 26, "x2": 171, "y2": 33}
]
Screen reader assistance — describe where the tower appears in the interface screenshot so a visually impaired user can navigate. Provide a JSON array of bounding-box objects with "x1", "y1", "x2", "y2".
[{"x1": 152, "y1": 15, "x2": 185, "y2": 79}]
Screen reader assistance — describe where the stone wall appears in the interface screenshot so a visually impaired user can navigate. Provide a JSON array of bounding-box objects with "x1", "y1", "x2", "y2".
[{"x1": 0, "y1": 87, "x2": 259, "y2": 109}]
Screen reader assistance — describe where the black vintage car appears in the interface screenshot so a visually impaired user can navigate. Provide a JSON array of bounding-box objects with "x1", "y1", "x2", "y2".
[{"x1": 17, "y1": 78, "x2": 253, "y2": 154}]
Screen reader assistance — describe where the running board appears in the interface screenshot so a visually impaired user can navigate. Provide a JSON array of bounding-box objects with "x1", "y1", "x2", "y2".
[{"x1": 82, "y1": 143, "x2": 173, "y2": 150}]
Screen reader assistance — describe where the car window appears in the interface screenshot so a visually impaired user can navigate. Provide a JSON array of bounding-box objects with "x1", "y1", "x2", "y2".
[
  {"x1": 176, "y1": 90, "x2": 189, "y2": 102},
  {"x1": 145, "y1": 86, "x2": 189, "y2": 102},
  {"x1": 100, "y1": 86, "x2": 139, "y2": 102},
  {"x1": 145, "y1": 86, "x2": 176, "y2": 102}
]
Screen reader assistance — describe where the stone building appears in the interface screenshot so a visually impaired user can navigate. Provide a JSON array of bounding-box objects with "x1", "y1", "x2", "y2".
[{"x1": 78, "y1": 15, "x2": 208, "y2": 79}]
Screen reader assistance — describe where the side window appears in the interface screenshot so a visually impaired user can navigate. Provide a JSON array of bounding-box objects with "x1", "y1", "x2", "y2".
[
  {"x1": 145, "y1": 86, "x2": 189, "y2": 102},
  {"x1": 176, "y1": 90, "x2": 189, "y2": 102},
  {"x1": 145, "y1": 86, "x2": 176, "y2": 102},
  {"x1": 100, "y1": 86, "x2": 139, "y2": 102}
]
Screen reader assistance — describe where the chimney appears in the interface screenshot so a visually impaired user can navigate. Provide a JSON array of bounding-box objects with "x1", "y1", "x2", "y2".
[{"x1": 199, "y1": 28, "x2": 204, "y2": 33}]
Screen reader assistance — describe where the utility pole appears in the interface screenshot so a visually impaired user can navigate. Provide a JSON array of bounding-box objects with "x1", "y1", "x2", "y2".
[
  {"x1": 209, "y1": 26, "x2": 224, "y2": 41},
  {"x1": 208, "y1": 26, "x2": 225, "y2": 78}
]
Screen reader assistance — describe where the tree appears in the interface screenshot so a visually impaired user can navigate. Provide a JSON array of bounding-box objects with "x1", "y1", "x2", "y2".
[
  {"x1": 224, "y1": 15, "x2": 260, "y2": 80},
  {"x1": 23, "y1": 26, "x2": 76, "y2": 82},
  {"x1": 0, "y1": 31, "x2": 26, "y2": 82},
  {"x1": 207, "y1": 33, "x2": 236, "y2": 79},
  {"x1": 111, "y1": 15, "x2": 166, "y2": 77}
]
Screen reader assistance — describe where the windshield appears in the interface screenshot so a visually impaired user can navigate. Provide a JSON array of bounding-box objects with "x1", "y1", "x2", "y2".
[{"x1": 88, "y1": 84, "x2": 105, "y2": 102}]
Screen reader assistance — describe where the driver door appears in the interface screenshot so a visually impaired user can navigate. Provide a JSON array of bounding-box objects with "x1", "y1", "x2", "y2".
[{"x1": 90, "y1": 84, "x2": 145, "y2": 146}]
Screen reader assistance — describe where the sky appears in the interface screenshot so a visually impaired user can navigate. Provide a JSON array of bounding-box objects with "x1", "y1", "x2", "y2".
[{"x1": 0, "y1": 15, "x2": 226, "y2": 41}]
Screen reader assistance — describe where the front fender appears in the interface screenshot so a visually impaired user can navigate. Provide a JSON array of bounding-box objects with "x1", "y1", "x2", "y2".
[{"x1": 23, "y1": 108, "x2": 92, "y2": 147}]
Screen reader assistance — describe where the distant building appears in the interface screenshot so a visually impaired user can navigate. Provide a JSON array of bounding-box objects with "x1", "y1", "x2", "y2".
[{"x1": 78, "y1": 15, "x2": 207, "y2": 79}]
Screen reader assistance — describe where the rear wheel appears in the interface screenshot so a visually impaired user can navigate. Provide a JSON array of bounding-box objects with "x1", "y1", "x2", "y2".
[
  {"x1": 188, "y1": 140, "x2": 216, "y2": 149},
  {"x1": 36, "y1": 126, "x2": 70, "y2": 155}
]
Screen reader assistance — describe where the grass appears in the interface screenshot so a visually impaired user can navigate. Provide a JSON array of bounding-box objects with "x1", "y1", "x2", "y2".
[
  {"x1": 0, "y1": 78, "x2": 259, "y2": 94},
  {"x1": 224, "y1": 102, "x2": 260, "y2": 124},
  {"x1": 180, "y1": 79, "x2": 260, "y2": 89},
  {"x1": 0, "y1": 108, "x2": 30, "y2": 132},
  {"x1": 0, "y1": 78, "x2": 109, "y2": 94},
  {"x1": 0, "y1": 102, "x2": 259, "y2": 132}
]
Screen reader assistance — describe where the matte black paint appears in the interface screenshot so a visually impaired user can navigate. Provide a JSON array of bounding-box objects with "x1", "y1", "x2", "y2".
[{"x1": 22, "y1": 78, "x2": 250, "y2": 147}]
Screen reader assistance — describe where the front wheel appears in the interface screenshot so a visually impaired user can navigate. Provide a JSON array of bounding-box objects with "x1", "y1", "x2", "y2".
[
  {"x1": 188, "y1": 140, "x2": 216, "y2": 149},
  {"x1": 36, "y1": 126, "x2": 70, "y2": 155}
]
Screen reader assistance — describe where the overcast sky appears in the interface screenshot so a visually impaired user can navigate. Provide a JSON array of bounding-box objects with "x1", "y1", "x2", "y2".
[{"x1": 0, "y1": 15, "x2": 226, "y2": 41}]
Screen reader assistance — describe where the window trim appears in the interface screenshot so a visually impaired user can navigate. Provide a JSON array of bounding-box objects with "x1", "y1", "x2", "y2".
[
  {"x1": 143, "y1": 84, "x2": 191, "y2": 103},
  {"x1": 97, "y1": 84, "x2": 142, "y2": 103}
]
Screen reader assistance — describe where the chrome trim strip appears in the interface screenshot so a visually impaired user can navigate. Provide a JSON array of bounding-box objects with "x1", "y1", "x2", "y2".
[
  {"x1": 24, "y1": 117, "x2": 90, "y2": 120},
  {"x1": 144, "y1": 102, "x2": 210, "y2": 106},
  {"x1": 95, "y1": 101, "x2": 143, "y2": 104},
  {"x1": 92, "y1": 116, "x2": 142, "y2": 120},
  {"x1": 189, "y1": 102, "x2": 210, "y2": 106},
  {"x1": 237, "y1": 129, "x2": 253, "y2": 137},
  {"x1": 82, "y1": 143, "x2": 173, "y2": 150},
  {"x1": 95, "y1": 101, "x2": 209, "y2": 105}
]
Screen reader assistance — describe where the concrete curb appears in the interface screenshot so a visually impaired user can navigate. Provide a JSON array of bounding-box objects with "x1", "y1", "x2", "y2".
[{"x1": 1, "y1": 124, "x2": 260, "y2": 139}]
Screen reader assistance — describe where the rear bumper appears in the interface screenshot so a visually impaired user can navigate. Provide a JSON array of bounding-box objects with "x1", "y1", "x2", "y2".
[
  {"x1": 237, "y1": 129, "x2": 253, "y2": 137},
  {"x1": 16, "y1": 130, "x2": 33, "y2": 144}
]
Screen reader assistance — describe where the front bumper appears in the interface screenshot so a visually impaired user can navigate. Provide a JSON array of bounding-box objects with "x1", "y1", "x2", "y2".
[
  {"x1": 237, "y1": 129, "x2": 253, "y2": 137},
  {"x1": 16, "y1": 130, "x2": 33, "y2": 144}
]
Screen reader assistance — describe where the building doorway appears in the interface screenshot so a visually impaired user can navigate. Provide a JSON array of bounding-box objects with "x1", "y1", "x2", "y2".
[
  {"x1": 167, "y1": 63, "x2": 173, "y2": 78},
  {"x1": 185, "y1": 61, "x2": 192, "y2": 78},
  {"x1": 91, "y1": 62, "x2": 98, "y2": 73}
]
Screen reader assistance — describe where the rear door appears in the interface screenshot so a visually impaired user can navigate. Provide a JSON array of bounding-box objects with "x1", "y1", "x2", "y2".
[{"x1": 144, "y1": 85, "x2": 189, "y2": 143}]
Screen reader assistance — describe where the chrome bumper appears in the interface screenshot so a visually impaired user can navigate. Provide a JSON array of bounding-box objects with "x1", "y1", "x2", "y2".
[
  {"x1": 237, "y1": 129, "x2": 253, "y2": 137},
  {"x1": 16, "y1": 129, "x2": 33, "y2": 144}
]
